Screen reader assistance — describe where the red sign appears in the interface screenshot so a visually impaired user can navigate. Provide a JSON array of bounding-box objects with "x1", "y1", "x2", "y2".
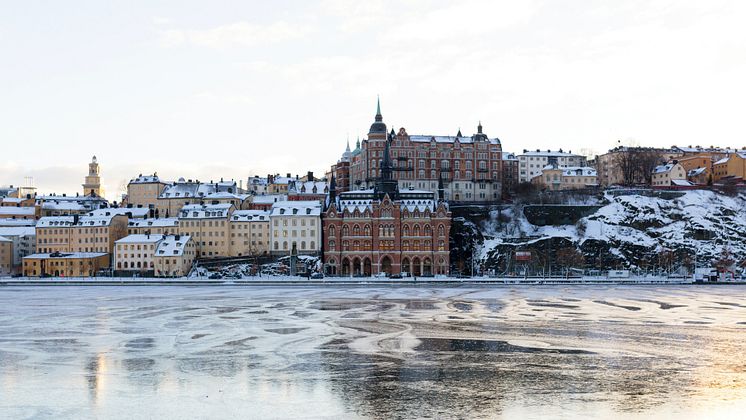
[{"x1": 515, "y1": 251, "x2": 531, "y2": 261}]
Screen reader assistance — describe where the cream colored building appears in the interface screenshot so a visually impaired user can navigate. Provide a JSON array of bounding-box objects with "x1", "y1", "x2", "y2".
[
  {"x1": 114, "y1": 234, "x2": 162, "y2": 274},
  {"x1": 127, "y1": 218, "x2": 180, "y2": 235},
  {"x1": 126, "y1": 174, "x2": 169, "y2": 209},
  {"x1": 23, "y1": 252, "x2": 110, "y2": 277},
  {"x1": 0, "y1": 227, "x2": 36, "y2": 274},
  {"x1": 153, "y1": 235, "x2": 195, "y2": 277},
  {"x1": 35, "y1": 214, "x2": 129, "y2": 256},
  {"x1": 531, "y1": 166, "x2": 598, "y2": 191},
  {"x1": 229, "y1": 210, "x2": 270, "y2": 256},
  {"x1": 518, "y1": 150, "x2": 587, "y2": 183},
  {"x1": 0, "y1": 236, "x2": 12, "y2": 276},
  {"x1": 178, "y1": 203, "x2": 235, "y2": 258},
  {"x1": 269, "y1": 201, "x2": 322, "y2": 256},
  {"x1": 82, "y1": 156, "x2": 103, "y2": 197},
  {"x1": 651, "y1": 162, "x2": 687, "y2": 187}
]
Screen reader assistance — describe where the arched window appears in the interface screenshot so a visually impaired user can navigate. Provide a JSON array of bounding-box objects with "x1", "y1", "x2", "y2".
[
  {"x1": 310, "y1": 241, "x2": 315, "y2": 249},
  {"x1": 343, "y1": 241, "x2": 349, "y2": 251},
  {"x1": 301, "y1": 241, "x2": 306, "y2": 250},
  {"x1": 329, "y1": 240, "x2": 336, "y2": 250},
  {"x1": 342, "y1": 225, "x2": 349, "y2": 236},
  {"x1": 353, "y1": 241, "x2": 360, "y2": 251},
  {"x1": 283, "y1": 241, "x2": 288, "y2": 250},
  {"x1": 438, "y1": 224, "x2": 445, "y2": 236},
  {"x1": 403, "y1": 225, "x2": 410, "y2": 236},
  {"x1": 353, "y1": 225, "x2": 361, "y2": 235},
  {"x1": 329, "y1": 225, "x2": 336, "y2": 237},
  {"x1": 403, "y1": 240, "x2": 410, "y2": 251},
  {"x1": 413, "y1": 225, "x2": 421, "y2": 236},
  {"x1": 364, "y1": 225, "x2": 370, "y2": 236},
  {"x1": 274, "y1": 242, "x2": 279, "y2": 250},
  {"x1": 424, "y1": 225, "x2": 431, "y2": 236}
]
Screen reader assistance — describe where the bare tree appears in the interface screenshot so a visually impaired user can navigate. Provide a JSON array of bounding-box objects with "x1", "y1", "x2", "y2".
[
  {"x1": 613, "y1": 147, "x2": 665, "y2": 186},
  {"x1": 556, "y1": 247, "x2": 585, "y2": 276}
]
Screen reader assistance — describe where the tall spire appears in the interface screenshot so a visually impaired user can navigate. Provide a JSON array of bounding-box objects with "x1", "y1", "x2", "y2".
[
  {"x1": 376, "y1": 96, "x2": 381, "y2": 118},
  {"x1": 478, "y1": 121, "x2": 483, "y2": 134},
  {"x1": 368, "y1": 96, "x2": 387, "y2": 135}
]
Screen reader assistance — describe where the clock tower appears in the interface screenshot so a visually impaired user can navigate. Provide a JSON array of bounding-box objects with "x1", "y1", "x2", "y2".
[{"x1": 82, "y1": 155, "x2": 103, "y2": 197}]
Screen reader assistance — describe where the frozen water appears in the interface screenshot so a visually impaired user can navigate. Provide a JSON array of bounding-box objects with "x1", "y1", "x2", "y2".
[{"x1": 1, "y1": 285, "x2": 746, "y2": 419}]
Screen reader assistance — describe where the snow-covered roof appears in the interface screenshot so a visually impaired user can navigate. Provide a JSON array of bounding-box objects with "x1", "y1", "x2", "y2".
[
  {"x1": 502, "y1": 152, "x2": 519, "y2": 161},
  {"x1": 2, "y1": 197, "x2": 26, "y2": 203},
  {"x1": 399, "y1": 198, "x2": 437, "y2": 212},
  {"x1": 248, "y1": 177, "x2": 268, "y2": 186},
  {"x1": 128, "y1": 218, "x2": 179, "y2": 228},
  {"x1": 653, "y1": 163, "x2": 680, "y2": 174},
  {"x1": 270, "y1": 176, "x2": 295, "y2": 185},
  {"x1": 88, "y1": 208, "x2": 149, "y2": 218},
  {"x1": 0, "y1": 235, "x2": 10, "y2": 243},
  {"x1": 714, "y1": 157, "x2": 729, "y2": 165},
  {"x1": 204, "y1": 191, "x2": 244, "y2": 200},
  {"x1": 338, "y1": 198, "x2": 374, "y2": 213},
  {"x1": 231, "y1": 210, "x2": 270, "y2": 222},
  {"x1": 561, "y1": 167, "x2": 597, "y2": 177},
  {"x1": 115, "y1": 234, "x2": 164, "y2": 244},
  {"x1": 41, "y1": 201, "x2": 87, "y2": 211},
  {"x1": 37, "y1": 213, "x2": 122, "y2": 228},
  {"x1": 0, "y1": 218, "x2": 35, "y2": 227},
  {"x1": 672, "y1": 179, "x2": 695, "y2": 186},
  {"x1": 129, "y1": 174, "x2": 164, "y2": 184},
  {"x1": 252, "y1": 194, "x2": 287, "y2": 204},
  {"x1": 519, "y1": 150, "x2": 583, "y2": 158},
  {"x1": 270, "y1": 201, "x2": 321, "y2": 217},
  {"x1": 0, "y1": 226, "x2": 36, "y2": 237},
  {"x1": 688, "y1": 167, "x2": 707, "y2": 177},
  {"x1": 24, "y1": 252, "x2": 108, "y2": 259},
  {"x1": 0, "y1": 207, "x2": 35, "y2": 216},
  {"x1": 408, "y1": 135, "x2": 500, "y2": 145},
  {"x1": 179, "y1": 203, "x2": 233, "y2": 219},
  {"x1": 155, "y1": 235, "x2": 192, "y2": 256},
  {"x1": 288, "y1": 181, "x2": 328, "y2": 195}
]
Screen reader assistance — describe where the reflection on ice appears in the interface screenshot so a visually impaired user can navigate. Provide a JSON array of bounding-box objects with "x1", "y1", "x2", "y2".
[{"x1": 0, "y1": 285, "x2": 746, "y2": 419}]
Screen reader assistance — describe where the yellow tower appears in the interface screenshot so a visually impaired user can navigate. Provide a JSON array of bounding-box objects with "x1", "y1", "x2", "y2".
[{"x1": 82, "y1": 155, "x2": 103, "y2": 197}]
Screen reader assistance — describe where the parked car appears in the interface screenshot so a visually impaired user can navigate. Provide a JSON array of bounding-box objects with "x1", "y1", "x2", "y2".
[{"x1": 310, "y1": 272, "x2": 324, "y2": 279}]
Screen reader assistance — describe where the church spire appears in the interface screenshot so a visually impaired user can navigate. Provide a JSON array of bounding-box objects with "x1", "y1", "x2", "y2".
[{"x1": 376, "y1": 96, "x2": 381, "y2": 118}]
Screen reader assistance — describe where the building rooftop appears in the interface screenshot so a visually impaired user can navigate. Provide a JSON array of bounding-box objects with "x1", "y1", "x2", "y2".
[
  {"x1": 115, "y1": 234, "x2": 164, "y2": 244},
  {"x1": 24, "y1": 252, "x2": 108, "y2": 259}
]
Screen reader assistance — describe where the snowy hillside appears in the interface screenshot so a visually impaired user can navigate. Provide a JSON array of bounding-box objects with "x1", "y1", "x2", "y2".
[{"x1": 476, "y1": 190, "x2": 746, "y2": 272}]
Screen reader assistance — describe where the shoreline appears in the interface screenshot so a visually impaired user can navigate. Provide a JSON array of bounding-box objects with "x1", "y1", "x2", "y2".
[{"x1": 2, "y1": 276, "x2": 744, "y2": 286}]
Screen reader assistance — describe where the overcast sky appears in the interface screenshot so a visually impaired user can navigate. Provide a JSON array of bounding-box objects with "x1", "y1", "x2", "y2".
[{"x1": 2, "y1": 0, "x2": 746, "y2": 200}]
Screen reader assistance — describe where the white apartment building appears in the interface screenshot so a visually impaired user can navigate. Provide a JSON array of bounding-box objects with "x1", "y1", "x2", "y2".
[
  {"x1": 114, "y1": 234, "x2": 163, "y2": 274},
  {"x1": 518, "y1": 149, "x2": 587, "y2": 183},
  {"x1": 115, "y1": 233, "x2": 195, "y2": 277},
  {"x1": 0, "y1": 226, "x2": 36, "y2": 270},
  {"x1": 269, "y1": 201, "x2": 322, "y2": 256}
]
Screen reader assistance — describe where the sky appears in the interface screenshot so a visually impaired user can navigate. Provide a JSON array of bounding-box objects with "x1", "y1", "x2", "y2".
[{"x1": 2, "y1": 0, "x2": 746, "y2": 200}]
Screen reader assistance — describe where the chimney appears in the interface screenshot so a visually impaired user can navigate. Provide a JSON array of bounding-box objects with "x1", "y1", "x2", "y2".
[
  {"x1": 73, "y1": 214, "x2": 79, "y2": 224},
  {"x1": 307, "y1": 171, "x2": 314, "y2": 181},
  {"x1": 175, "y1": 234, "x2": 180, "y2": 240},
  {"x1": 287, "y1": 173, "x2": 291, "y2": 178}
]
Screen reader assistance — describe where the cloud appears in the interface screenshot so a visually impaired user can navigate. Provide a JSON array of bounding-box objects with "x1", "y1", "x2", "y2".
[{"x1": 158, "y1": 21, "x2": 311, "y2": 49}]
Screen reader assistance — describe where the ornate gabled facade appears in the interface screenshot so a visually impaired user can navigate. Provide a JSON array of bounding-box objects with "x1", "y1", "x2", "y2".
[{"x1": 322, "y1": 126, "x2": 452, "y2": 277}]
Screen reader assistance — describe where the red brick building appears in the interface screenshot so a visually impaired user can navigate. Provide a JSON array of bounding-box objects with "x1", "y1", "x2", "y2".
[
  {"x1": 346, "y1": 99, "x2": 503, "y2": 202},
  {"x1": 322, "y1": 137, "x2": 452, "y2": 277}
]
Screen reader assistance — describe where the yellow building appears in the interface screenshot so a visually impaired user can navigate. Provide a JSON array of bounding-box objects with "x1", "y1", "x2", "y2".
[
  {"x1": 531, "y1": 166, "x2": 598, "y2": 191},
  {"x1": 153, "y1": 235, "x2": 196, "y2": 277},
  {"x1": 178, "y1": 203, "x2": 235, "y2": 258},
  {"x1": 229, "y1": 210, "x2": 270, "y2": 256},
  {"x1": 82, "y1": 156, "x2": 103, "y2": 197},
  {"x1": 0, "y1": 236, "x2": 12, "y2": 276},
  {"x1": 23, "y1": 252, "x2": 110, "y2": 277},
  {"x1": 35, "y1": 214, "x2": 129, "y2": 256},
  {"x1": 125, "y1": 174, "x2": 169, "y2": 209},
  {"x1": 127, "y1": 218, "x2": 180, "y2": 235},
  {"x1": 713, "y1": 153, "x2": 746, "y2": 182}
]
